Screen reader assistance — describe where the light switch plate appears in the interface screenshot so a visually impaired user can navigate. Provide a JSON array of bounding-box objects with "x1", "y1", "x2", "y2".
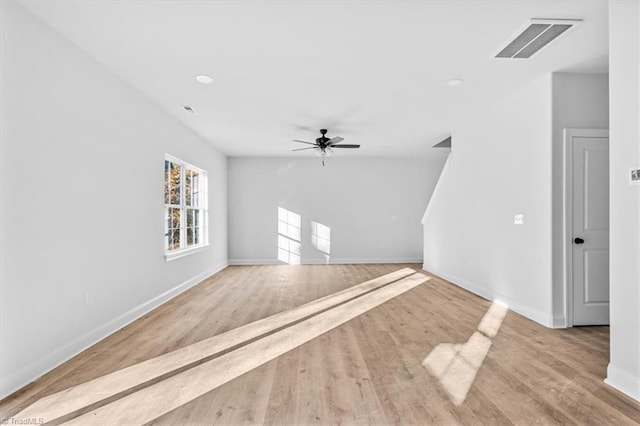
[
  {"x1": 631, "y1": 168, "x2": 640, "y2": 186},
  {"x1": 514, "y1": 214, "x2": 525, "y2": 225}
]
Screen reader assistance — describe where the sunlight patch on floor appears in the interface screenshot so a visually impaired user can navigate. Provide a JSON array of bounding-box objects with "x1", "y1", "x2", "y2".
[{"x1": 423, "y1": 301, "x2": 508, "y2": 406}]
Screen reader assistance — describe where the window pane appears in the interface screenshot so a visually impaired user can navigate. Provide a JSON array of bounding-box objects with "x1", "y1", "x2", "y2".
[
  {"x1": 170, "y1": 229, "x2": 180, "y2": 250},
  {"x1": 170, "y1": 207, "x2": 180, "y2": 228},
  {"x1": 186, "y1": 208, "x2": 201, "y2": 247},
  {"x1": 164, "y1": 160, "x2": 170, "y2": 204},
  {"x1": 186, "y1": 226, "x2": 201, "y2": 246},
  {"x1": 186, "y1": 169, "x2": 200, "y2": 207},
  {"x1": 164, "y1": 207, "x2": 170, "y2": 250},
  {"x1": 186, "y1": 209, "x2": 200, "y2": 231},
  {"x1": 191, "y1": 171, "x2": 199, "y2": 207},
  {"x1": 186, "y1": 209, "x2": 194, "y2": 228},
  {"x1": 169, "y1": 162, "x2": 181, "y2": 205},
  {"x1": 185, "y1": 169, "x2": 192, "y2": 207},
  {"x1": 165, "y1": 207, "x2": 181, "y2": 250}
]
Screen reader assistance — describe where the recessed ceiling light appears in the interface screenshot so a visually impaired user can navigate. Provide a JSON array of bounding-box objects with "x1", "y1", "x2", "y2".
[
  {"x1": 446, "y1": 78, "x2": 464, "y2": 86},
  {"x1": 195, "y1": 75, "x2": 214, "y2": 84}
]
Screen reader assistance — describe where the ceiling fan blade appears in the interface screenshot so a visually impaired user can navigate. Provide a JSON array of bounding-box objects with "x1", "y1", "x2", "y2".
[
  {"x1": 331, "y1": 144, "x2": 360, "y2": 148},
  {"x1": 292, "y1": 147, "x2": 317, "y2": 151},
  {"x1": 327, "y1": 136, "x2": 344, "y2": 146},
  {"x1": 293, "y1": 139, "x2": 316, "y2": 145}
]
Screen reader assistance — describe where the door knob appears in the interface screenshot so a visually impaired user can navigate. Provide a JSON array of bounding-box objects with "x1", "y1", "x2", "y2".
[{"x1": 574, "y1": 237, "x2": 585, "y2": 244}]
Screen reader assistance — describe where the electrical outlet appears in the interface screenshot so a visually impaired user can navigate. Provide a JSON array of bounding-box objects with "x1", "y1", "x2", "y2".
[{"x1": 514, "y1": 214, "x2": 525, "y2": 225}]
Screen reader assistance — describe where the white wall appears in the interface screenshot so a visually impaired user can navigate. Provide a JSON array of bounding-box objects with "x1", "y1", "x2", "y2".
[
  {"x1": 422, "y1": 75, "x2": 554, "y2": 326},
  {"x1": 228, "y1": 156, "x2": 446, "y2": 264},
  {"x1": 606, "y1": 0, "x2": 640, "y2": 402},
  {"x1": 551, "y1": 73, "x2": 609, "y2": 326},
  {"x1": 0, "y1": 2, "x2": 228, "y2": 398}
]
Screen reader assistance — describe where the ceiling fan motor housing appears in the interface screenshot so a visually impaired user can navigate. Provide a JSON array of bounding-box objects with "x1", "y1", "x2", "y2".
[
  {"x1": 316, "y1": 137, "x2": 329, "y2": 147},
  {"x1": 316, "y1": 129, "x2": 330, "y2": 147}
]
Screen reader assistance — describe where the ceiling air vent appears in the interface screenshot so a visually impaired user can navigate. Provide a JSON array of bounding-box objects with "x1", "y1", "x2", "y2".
[{"x1": 495, "y1": 19, "x2": 582, "y2": 59}]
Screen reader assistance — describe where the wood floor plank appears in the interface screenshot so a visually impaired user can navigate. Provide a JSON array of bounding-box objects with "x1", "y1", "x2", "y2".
[{"x1": 261, "y1": 349, "x2": 302, "y2": 426}]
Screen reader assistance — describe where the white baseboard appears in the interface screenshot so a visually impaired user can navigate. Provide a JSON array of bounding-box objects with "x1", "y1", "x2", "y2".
[
  {"x1": 422, "y1": 266, "x2": 554, "y2": 328},
  {"x1": 228, "y1": 258, "x2": 278, "y2": 265},
  {"x1": 551, "y1": 315, "x2": 567, "y2": 328},
  {"x1": 0, "y1": 261, "x2": 228, "y2": 400},
  {"x1": 330, "y1": 258, "x2": 422, "y2": 264},
  {"x1": 229, "y1": 258, "x2": 422, "y2": 266},
  {"x1": 605, "y1": 364, "x2": 640, "y2": 402}
]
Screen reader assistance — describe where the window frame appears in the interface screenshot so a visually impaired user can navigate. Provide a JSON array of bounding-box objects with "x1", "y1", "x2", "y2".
[{"x1": 164, "y1": 154, "x2": 209, "y2": 261}]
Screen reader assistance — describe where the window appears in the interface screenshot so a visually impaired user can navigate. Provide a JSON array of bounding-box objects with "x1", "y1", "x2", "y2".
[{"x1": 164, "y1": 154, "x2": 208, "y2": 260}]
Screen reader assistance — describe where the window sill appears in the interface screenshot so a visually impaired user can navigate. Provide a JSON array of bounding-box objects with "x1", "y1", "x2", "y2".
[{"x1": 165, "y1": 244, "x2": 209, "y2": 262}]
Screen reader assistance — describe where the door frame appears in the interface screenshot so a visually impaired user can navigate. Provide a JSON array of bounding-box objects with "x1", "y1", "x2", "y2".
[{"x1": 563, "y1": 128, "x2": 609, "y2": 327}]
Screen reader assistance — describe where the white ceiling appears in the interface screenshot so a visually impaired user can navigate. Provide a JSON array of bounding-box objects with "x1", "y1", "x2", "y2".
[{"x1": 19, "y1": 0, "x2": 608, "y2": 158}]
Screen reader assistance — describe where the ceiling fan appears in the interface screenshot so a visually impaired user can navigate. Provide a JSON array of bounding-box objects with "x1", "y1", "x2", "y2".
[{"x1": 292, "y1": 129, "x2": 360, "y2": 166}]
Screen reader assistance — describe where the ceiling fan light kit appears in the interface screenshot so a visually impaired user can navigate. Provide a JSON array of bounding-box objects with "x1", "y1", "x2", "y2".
[{"x1": 292, "y1": 129, "x2": 360, "y2": 166}]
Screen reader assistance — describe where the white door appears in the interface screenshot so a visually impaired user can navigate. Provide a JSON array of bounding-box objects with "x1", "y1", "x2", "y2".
[{"x1": 569, "y1": 130, "x2": 610, "y2": 326}]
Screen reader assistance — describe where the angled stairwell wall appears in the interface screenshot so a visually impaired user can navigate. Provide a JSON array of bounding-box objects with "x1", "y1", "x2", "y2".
[{"x1": 422, "y1": 75, "x2": 555, "y2": 326}]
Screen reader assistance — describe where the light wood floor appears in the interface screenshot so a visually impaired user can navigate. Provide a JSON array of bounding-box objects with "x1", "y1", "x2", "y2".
[{"x1": 1, "y1": 264, "x2": 639, "y2": 425}]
